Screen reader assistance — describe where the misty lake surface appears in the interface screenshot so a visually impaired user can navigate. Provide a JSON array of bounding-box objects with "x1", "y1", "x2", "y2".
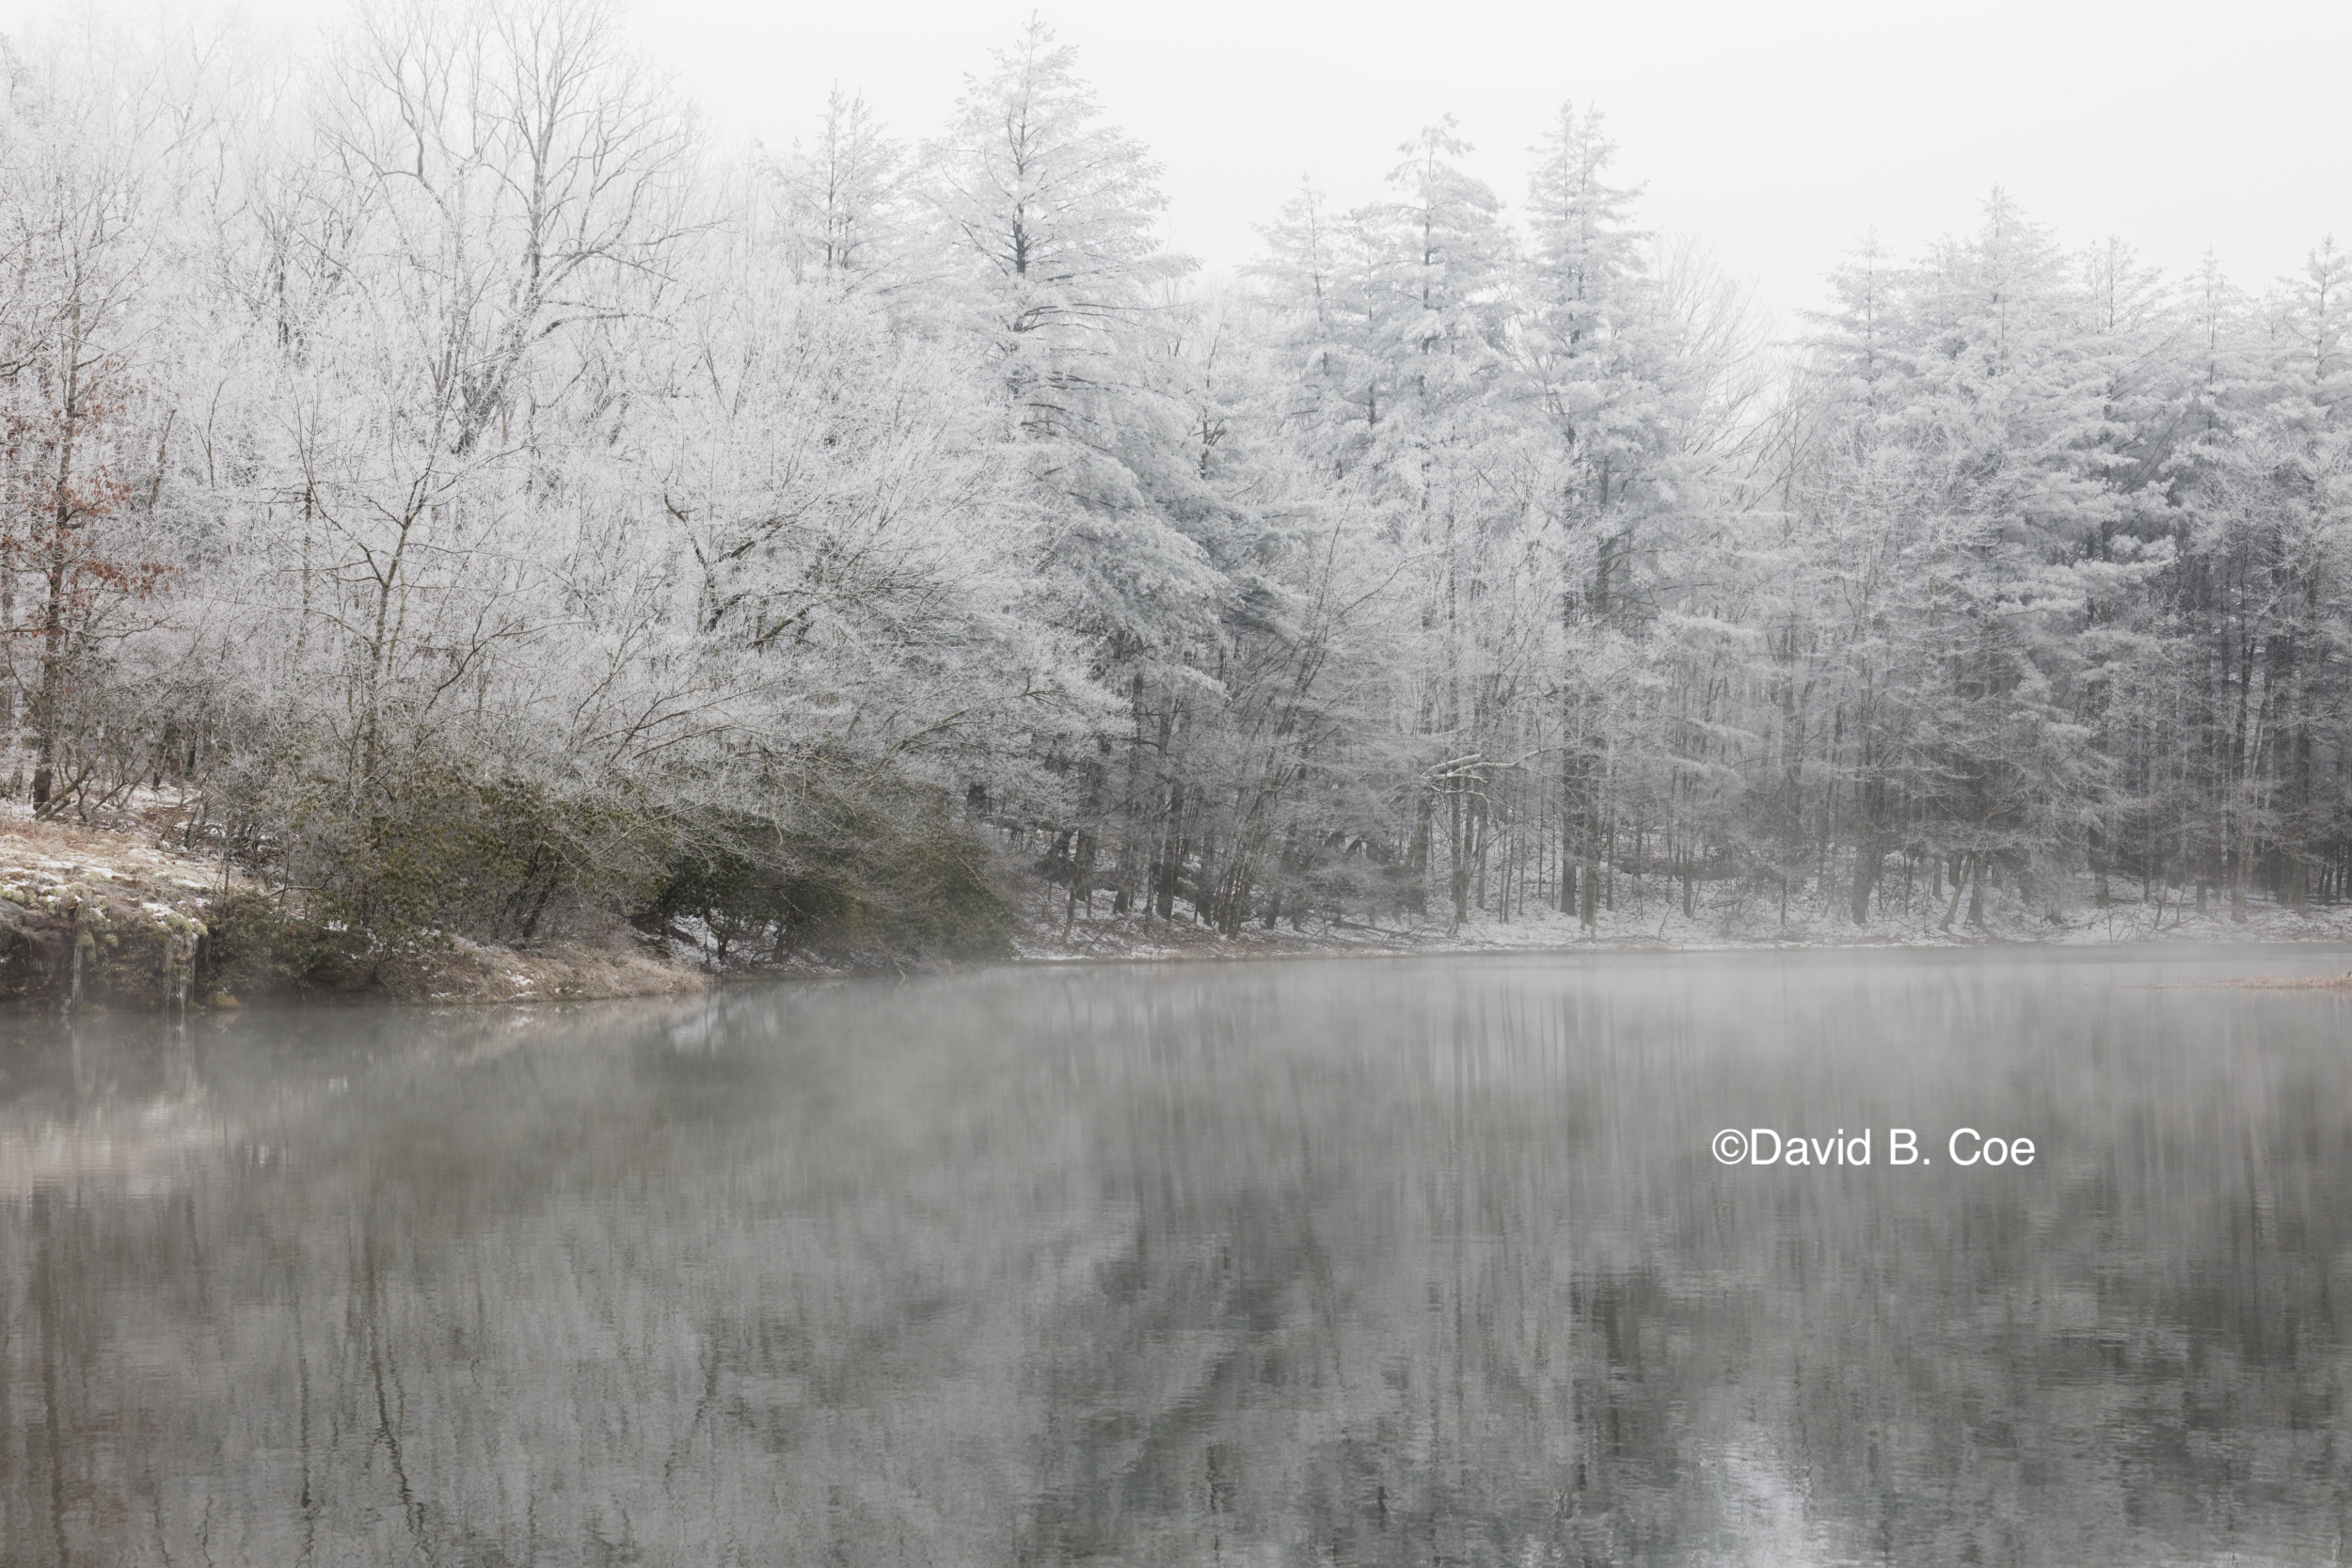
[{"x1": 5, "y1": 947, "x2": 2352, "y2": 1565}]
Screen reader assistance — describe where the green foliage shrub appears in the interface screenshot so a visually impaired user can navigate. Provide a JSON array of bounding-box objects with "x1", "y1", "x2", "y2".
[
  {"x1": 291, "y1": 757, "x2": 666, "y2": 948},
  {"x1": 649, "y1": 782, "x2": 1010, "y2": 964},
  {"x1": 201, "y1": 888, "x2": 360, "y2": 998}
]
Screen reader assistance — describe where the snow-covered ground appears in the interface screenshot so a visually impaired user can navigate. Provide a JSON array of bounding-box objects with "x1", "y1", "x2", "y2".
[
  {"x1": 0, "y1": 800, "x2": 706, "y2": 1006},
  {"x1": 1011, "y1": 877, "x2": 2352, "y2": 964},
  {"x1": 0, "y1": 802, "x2": 225, "y2": 938}
]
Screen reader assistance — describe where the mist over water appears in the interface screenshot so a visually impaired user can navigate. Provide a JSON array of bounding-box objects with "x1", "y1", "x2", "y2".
[{"x1": 4, "y1": 949, "x2": 2349, "y2": 1564}]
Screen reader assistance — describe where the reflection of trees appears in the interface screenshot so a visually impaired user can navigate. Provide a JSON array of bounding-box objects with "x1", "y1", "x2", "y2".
[{"x1": 1, "y1": 962, "x2": 2349, "y2": 1563}]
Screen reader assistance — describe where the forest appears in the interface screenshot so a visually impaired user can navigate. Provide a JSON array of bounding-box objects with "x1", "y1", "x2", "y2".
[{"x1": 0, "y1": 0, "x2": 2345, "y2": 959}]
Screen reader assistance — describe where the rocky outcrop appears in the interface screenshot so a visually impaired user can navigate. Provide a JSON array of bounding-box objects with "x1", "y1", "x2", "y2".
[
  {"x1": 0, "y1": 819, "x2": 707, "y2": 1010},
  {"x1": 0, "y1": 871, "x2": 206, "y2": 1008}
]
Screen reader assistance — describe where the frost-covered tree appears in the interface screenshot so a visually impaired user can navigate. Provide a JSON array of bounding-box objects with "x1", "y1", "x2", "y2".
[
  {"x1": 0, "y1": 0, "x2": 2344, "y2": 955},
  {"x1": 761, "y1": 87, "x2": 912, "y2": 295},
  {"x1": 919, "y1": 19, "x2": 1229, "y2": 915}
]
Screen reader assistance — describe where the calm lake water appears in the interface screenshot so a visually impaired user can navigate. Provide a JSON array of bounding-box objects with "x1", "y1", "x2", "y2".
[{"x1": 4, "y1": 947, "x2": 2351, "y2": 1565}]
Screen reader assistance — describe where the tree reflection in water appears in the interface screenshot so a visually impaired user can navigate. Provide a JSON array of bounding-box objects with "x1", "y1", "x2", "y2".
[{"x1": 2, "y1": 950, "x2": 2347, "y2": 1565}]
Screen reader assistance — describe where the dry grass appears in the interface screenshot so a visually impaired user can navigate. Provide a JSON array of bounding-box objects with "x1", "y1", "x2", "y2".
[
  {"x1": 371, "y1": 934, "x2": 708, "y2": 1005},
  {"x1": 0, "y1": 800, "x2": 248, "y2": 897}
]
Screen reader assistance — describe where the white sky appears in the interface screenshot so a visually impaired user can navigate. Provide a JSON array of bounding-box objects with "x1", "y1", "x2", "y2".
[{"x1": 6, "y1": 0, "x2": 2346, "y2": 329}]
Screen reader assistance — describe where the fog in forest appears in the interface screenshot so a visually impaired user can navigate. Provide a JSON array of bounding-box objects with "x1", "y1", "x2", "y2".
[{"x1": 0, "y1": 0, "x2": 2343, "y2": 950}]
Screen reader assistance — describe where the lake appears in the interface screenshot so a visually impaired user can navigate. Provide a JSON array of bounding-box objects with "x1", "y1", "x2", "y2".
[{"x1": 4, "y1": 947, "x2": 2349, "y2": 1565}]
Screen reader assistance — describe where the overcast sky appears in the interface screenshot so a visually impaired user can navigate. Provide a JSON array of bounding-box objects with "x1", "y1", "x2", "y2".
[{"x1": 6, "y1": 0, "x2": 2345, "y2": 328}]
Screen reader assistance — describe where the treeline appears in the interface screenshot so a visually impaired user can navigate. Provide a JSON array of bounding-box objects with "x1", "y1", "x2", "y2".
[{"x1": 0, "y1": 2, "x2": 2344, "y2": 955}]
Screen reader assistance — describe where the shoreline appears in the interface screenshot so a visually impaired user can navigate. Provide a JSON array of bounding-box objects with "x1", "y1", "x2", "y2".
[
  {"x1": 11, "y1": 920, "x2": 2350, "y2": 1018},
  {"x1": 997, "y1": 895, "x2": 2352, "y2": 970},
  {"x1": 999, "y1": 933, "x2": 2352, "y2": 968},
  {"x1": 8, "y1": 800, "x2": 2351, "y2": 1011}
]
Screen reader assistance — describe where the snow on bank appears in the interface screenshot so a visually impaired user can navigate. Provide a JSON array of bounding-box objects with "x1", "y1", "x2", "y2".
[
  {"x1": 0, "y1": 808, "x2": 230, "y2": 910},
  {"x1": 0, "y1": 803, "x2": 706, "y2": 1006},
  {"x1": 15, "y1": 798, "x2": 2337, "y2": 1000},
  {"x1": 1010, "y1": 879, "x2": 2352, "y2": 965},
  {"x1": 0, "y1": 805, "x2": 225, "y2": 1006}
]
